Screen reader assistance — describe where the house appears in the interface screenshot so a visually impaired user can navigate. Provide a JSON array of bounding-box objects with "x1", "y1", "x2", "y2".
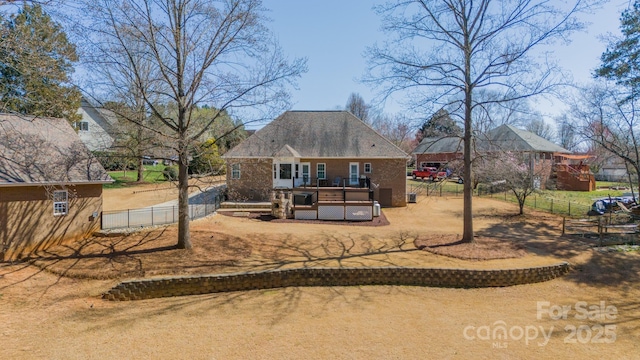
[
  {"x1": 222, "y1": 111, "x2": 410, "y2": 208},
  {"x1": 75, "y1": 98, "x2": 117, "y2": 151},
  {"x1": 0, "y1": 114, "x2": 113, "y2": 261},
  {"x1": 413, "y1": 124, "x2": 595, "y2": 191},
  {"x1": 595, "y1": 155, "x2": 629, "y2": 182}
]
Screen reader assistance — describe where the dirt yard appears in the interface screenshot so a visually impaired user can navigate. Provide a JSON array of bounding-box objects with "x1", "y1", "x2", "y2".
[
  {"x1": 102, "y1": 176, "x2": 224, "y2": 211},
  {"x1": 1, "y1": 196, "x2": 639, "y2": 359}
]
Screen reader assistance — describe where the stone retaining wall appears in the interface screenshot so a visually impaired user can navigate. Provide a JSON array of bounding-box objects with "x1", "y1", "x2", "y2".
[{"x1": 103, "y1": 263, "x2": 571, "y2": 301}]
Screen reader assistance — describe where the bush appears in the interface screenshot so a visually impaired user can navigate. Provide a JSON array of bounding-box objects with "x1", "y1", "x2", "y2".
[
  {"x1": 163, "y1": 166, "x2": 177, "y2": 181},
  {"x1": 188, "y1": 139, "x2": 225, "y2": 175}
]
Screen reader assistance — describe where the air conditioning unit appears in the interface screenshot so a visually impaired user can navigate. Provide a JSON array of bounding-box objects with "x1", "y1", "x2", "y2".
[{"x1": 408, "y1": 193, "x2": 417, "y2": 203}]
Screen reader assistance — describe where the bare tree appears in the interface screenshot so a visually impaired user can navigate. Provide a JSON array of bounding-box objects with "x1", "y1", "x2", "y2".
[
  {"x1": 76, "y1": 0, "x2": 306, "y2": 249},
  {"x1": 472, "y1": 90, "x2": 536, "y2": 134},
  {"x1": 370, "y1": 112, "x2": 416, "y2": 154},
  {"x1": 475, "y1": 151, "x2": 548, "y2": 215},
  {"x1": 345, "y1": 92, "x2": 370, "y2": 123},
  {"x1": 525, "y1": 118, "x2": 555, "y2": 141},
  {"x1": 555, "y1": 113, "x2": 579, "y2": 151},
  {"x1": 366, "y1": 0, "x2": 592, "y2": 242},
  {"x1": 81, "y1": 25, "x2": 163, "y2": 183},
  {"x1": 568, "y1": 82, "x2": 640, "y2": 193}
]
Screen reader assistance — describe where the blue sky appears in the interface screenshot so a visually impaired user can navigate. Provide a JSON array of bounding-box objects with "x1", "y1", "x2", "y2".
[{"x1": 263, "y1": 0, "x2": 631, "y2": 128}]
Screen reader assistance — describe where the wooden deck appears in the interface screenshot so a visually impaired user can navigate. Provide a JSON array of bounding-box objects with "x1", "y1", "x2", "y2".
[{"x1": 289, "y1": 187, "x2": 375, "y2": 221}]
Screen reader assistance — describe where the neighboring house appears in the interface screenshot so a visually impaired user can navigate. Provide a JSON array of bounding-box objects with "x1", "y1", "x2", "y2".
[
  {"x1": 413, "y1": 124, "x2": 595, "y2": 191},
  {"x1": 595, "y1": 155, "x2": 630, "y2": 182},
  {"x1": 223, "y1": 111, "x2": 410, "y2": 207},
  {"x1": 0, "y1": 114, "x2": 113, "y2": 261},
  {"x1": 75, "y1": 98, "x2": 117, "y2": 151}
]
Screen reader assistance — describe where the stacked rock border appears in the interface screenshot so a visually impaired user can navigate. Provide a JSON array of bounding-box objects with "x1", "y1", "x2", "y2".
[{"x1": 103, "y1": 263, "x2": 571, "y2": 301}]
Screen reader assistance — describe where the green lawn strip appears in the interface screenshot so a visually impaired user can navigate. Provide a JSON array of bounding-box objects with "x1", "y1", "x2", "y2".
[
  {"x1": 105, "y1": 165, "x2": 172, "y2": 189},
  {"x1": 406, "y1": 179, "x2": 636, "y2": 218}
]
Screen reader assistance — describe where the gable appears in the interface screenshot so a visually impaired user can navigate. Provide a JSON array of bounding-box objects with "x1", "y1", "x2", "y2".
[{"x1": 76, "y1": 99, "x2": 116, "y2": 151}]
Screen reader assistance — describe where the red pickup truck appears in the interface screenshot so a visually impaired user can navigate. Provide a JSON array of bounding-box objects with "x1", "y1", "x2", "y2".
[{"x1": 411, "y1": 167, "x2": 447, "y2": 181}]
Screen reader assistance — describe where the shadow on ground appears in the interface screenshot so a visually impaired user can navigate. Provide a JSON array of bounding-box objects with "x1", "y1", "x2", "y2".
[{"x1": 11, "y1": 227, "x2": 420, "y2": 281}]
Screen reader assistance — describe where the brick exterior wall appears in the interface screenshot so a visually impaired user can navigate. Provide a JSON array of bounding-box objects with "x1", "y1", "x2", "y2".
[
  {"x1": 225, "y1": 158, "x2": 273, "y2": 201},
  {"x1": 0, "y1": 184, "x2": 103, "y2": 261},
  {"x1": 226, "y1": 157, "x2": 407, "y2": 207},
  {"x1": 103, "y1": 263, "x2": 571, "y2": 301}
]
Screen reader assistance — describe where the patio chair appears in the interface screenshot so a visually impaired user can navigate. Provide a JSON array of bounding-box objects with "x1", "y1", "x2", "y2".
[{"x1": 332, "y1": 176, "x2": 342, "y2": 187}]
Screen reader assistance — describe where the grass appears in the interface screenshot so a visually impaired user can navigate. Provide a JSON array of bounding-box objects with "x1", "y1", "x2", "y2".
[
  {"x1": 407, "y1": 177, "x2": 638, "y2": 218},
  {"x1": 105, "y1": 164, "x2": 172, "y2": 189}
]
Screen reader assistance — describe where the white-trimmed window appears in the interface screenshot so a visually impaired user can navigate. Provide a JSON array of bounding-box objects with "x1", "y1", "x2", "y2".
[
  {"x1": 317, "y1": 163, "x2": 326, "y2": 180},
  {"x1": 279, "y1": 163, "x2": 292, "y2": 179},
  {"x1": 364, "y1": 163, "x2": 372, "y2": 173},
  {"x1": 231, "y1": 163, "x2": 241, "y2": 179},
  {"x1": 77, "y1": 121, "x2": 89, "y2": 131},
  {"x1": 53, "y1": 190, "x2": 68, "y2": 216}
]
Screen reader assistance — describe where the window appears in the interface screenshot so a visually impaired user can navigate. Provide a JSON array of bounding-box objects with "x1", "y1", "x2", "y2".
[
  {"x1": 364, "y1": 163, "x2": 372, "y2": 173},
  {"x1": 231, "y1": 164, "x2": 241, "y2": 179},
  {"x1": 77, "y1": 121, "x2": 89, "y2": 131},
  {"x1": 317, "y1": 163, "x2": 326, "y2": 179},
  {"x1": 53, "y1": 190, "x2": 68, "y2": 216},
  {"x1": 279, "y1": 163, "x2": 292, "y2": 179}
]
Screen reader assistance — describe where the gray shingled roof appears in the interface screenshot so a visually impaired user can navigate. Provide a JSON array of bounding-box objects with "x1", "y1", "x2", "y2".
[
  {"x1": 0, "y1": 113, "x2": 113, "y2": 186},
  {"x1": 224, "y1": 111, "x2": 409, "y2": 159},
  {"x1": 412, "y1": 124, "x2": 570, "y2": 154},
  {"x1": 486, "y1": 124, "x2": 570, "y2": 153},
  {"x1": 412, "y1": 137, "x2": 463, "y2": 154}
]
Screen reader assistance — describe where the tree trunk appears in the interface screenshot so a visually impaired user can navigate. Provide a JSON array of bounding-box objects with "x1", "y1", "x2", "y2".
[
  {"x1": 136, "y1": 157, "x2": 144, "y2": 182},
  {"x1": 176, "y1": 147, "x2": 192, "y2": 249},
  {"x1": 136, "y1": 125, "x2": 144, "y2": 182},
  {"x1": 462, "y1": 38, "x2": 474, "y2": 243}
]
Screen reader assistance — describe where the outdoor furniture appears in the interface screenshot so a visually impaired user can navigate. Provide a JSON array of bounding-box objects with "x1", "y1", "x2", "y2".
[{"x1": 332, "y1": 176, "x2": 342, "y2": 187}]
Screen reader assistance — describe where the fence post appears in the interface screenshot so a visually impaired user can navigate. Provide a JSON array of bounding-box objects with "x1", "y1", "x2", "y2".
[
  {"x1": 127, "y1": 208, "x2": 130, "y2": 228},
  {"x1": 534, "y1": 196, "x2": 536, "y2": 209},
  {"x1": 598, "y1": 217, "x2": 603, "y2": 246},
  {"x1": 504, "y1": 190, "x2": 507, "y2": 201},
  {"x1": 568, "y1": 201, "x2": 571, "y2": 216},
  {"x1": 551, "y1": 199, "x2": 554, "y2": 214},
  {"x1": 440, "y1": 184, "x2": 442, "y2": 197},
  {"x1": 173, "y1": 205, "x2": 175, "y2": 223},
  {"x1": 151, "y1": 206, "x2": 154, "y2": 226}
]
